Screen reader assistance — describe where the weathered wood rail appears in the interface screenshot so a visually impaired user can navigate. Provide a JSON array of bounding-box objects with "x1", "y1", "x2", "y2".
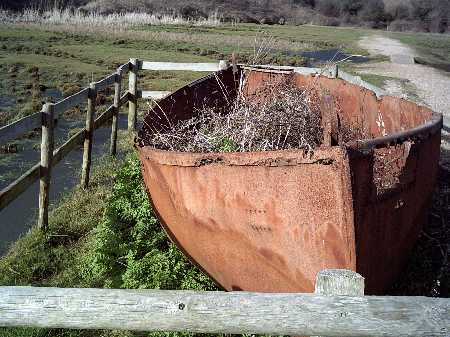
[
  {"x1": 0, "y1": 59, "x2": 448, "y2": 226},
  {"x1": 0, "y1": 269, "x2": 448, "y2": 336}
]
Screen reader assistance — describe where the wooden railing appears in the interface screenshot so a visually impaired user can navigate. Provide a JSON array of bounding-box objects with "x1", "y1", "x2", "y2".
[
  {"x1": 0, "y1": 65, "x2": 130, "y2": 227},
  {"x1": 0, "y1": 59, "x2": 230, "y2": 228},
  {"x1": 0, "y1": 59, "x2": 448, "y2": 228},
  {"x1": 0, "y1": 269, "x2": 448, "y2": 336}
]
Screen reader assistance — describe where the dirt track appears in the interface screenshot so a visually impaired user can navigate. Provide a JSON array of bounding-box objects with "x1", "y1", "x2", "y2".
[
  {"x1": 358, "y1": 35, "x2": 450, "y2": 119},
  {"x1": 358, "y1": 35, "x2": 450, "y2": 167}
]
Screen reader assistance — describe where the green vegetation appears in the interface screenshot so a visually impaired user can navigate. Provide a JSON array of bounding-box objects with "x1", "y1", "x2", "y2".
[
  {"x1": 0, "y1": 22, "x2": 379, "y2": 127},
  {"x1": 0, "y1": 25, "x2": 217, "y2": 126},
  {"x1": 80, "y1": 153, "x2": 215, "y2": 291},
  {"x1": 2, "y1": 21, "x2": 449, "y2": 127},
  {"x1": 389, "y1": 30, "x2": 450, "y2": 66},
  {"x1": 358, "y1": 73, "x2": 397, "y2": 88},
  {"x1": 0, "y1": 136, "x2": 216, "y2": 336}
]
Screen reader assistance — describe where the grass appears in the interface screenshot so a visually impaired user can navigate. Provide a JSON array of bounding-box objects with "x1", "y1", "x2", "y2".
[
  {"x1": 2, "y1": 20, "x2": 449, "y2": 127},
  {"x1": 0, "y1": 25, "x2": 218, "y2": 126},
  {"x1": 0, "y1": 8, "x2": 221, "y2": 27},
  {"x1": 358, "y1": 73, "x2": 397, "y2": 88},
  {"x1": 0, "y1": 130, "x2": 132, "y2": 287},
  {"x1": 0, "y1": 22, "x2": 378, "y2": 128},
  {"x1": 389, "y1": 30, "x2": 450, "y2": 66}
]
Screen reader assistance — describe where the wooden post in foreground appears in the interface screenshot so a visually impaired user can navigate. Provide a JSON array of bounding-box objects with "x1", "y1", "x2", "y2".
[
  {"x1": 128, "y1": 58, "x2": 138, "y2": 131},
  {"x1": 314, "y1": 269, "x2": 364, "y2": 337},
  {"x1": 110, "y1": 71, "x2": 121, "y2": 156},
  {"x1": 81, "y1": 82, "x2": 96, "y2": 189},
  {"x1": 37, "y1": 103, "x2": 55, "y2": 230},
  {"x1": 315, "y1": 268, "x2": 364, "y2": 296}
]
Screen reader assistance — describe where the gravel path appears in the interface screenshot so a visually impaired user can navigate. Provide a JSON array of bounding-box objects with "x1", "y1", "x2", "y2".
[
  {"x1": 359, "y1": 35, "x2": 418, "y2": 63},
  {"x1": 357, "y1": 35, "x2": 450, "y2": 167},
  {"x1": 357, "y1": 35, "x2": 450, "y2": 118}
]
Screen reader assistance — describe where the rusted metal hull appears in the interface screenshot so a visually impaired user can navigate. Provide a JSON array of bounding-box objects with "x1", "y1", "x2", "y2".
[{"x1": 137, "y1": 67, "x2": 442, "y2": 294}]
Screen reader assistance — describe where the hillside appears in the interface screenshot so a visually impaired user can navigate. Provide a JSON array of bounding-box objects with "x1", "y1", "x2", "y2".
[{"x1": 2, "y1": 0, "x2": 449, "y2": 33}]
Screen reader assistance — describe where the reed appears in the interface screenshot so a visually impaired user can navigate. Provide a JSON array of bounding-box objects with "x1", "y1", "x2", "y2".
[{"x1": 0, "y1": 7, "x2": 222, "y2": 27}]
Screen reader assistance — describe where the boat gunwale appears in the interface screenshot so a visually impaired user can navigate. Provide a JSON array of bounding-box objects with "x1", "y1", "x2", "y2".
[
  {"x1": 137, "y1": 66, "x2": 444, "y2": 162},
  {"x1": 139, "y1": 146, "x2": 346, "y2": 167}
]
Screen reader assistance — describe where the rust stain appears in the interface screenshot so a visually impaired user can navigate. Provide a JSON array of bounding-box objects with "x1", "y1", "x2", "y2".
[
  {"x1": 259, "y1": 247, "x2": 288, "y2": 267},
  {"x1": 137, "y1": 66, "x2": 442, "y2": 295}
]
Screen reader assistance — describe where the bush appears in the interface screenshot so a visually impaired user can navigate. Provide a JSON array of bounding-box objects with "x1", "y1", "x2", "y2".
[
  {"x1": 340, "y1": 0, "x2": 364, "y2": 16},
  {"x1": 315, "y1": 0, "x2": 341, "y2": 17},
  {"x1": 81, "y1": 154, "x2": 216, "y2": 291},
  {"x1": 359, "y1": 0, "x2": 386, "y2": 23},
  {"x1": 260, "y1": 16, "x2": 279, "y2": 25},
  {"x1": 388, "y1": 19, "x2": 427, "y2": 32},
  {"x1": 387, "y1": 3, "x2": 411, "y2": 20},
  {"x1": 222, "y1": 13, "x2": 260, "y2": 24},
  {"x1": 179, "y1": 5, "x2": 207, "y2": 20},
  {"x1": 0, "y1": 150, "x2": 217, "y2": 336}
]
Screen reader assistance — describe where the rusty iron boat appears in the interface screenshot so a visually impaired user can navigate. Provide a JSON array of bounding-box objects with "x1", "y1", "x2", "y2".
[{"x1": 136, "y1": 65, "x2": 442, "y2": 295}]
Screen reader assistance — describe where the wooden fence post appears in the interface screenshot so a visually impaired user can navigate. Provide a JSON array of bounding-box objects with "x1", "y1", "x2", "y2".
[
  {"x1": 331, "y1": 64, "x2": 339, "y2": 78},
  {"x1": 110, "y1": 71, "x2": 121, "y2": 156},
  {"x1": 315, "y1": 268, "x2": 364, "y2": 296},
  {"x1": 37, "y1": 103, "x2": 55, "y2": 230},
  {"x1": 314, "y1": 269, "x2": 364, "y2": 337},
  {"x1": 219, "y1": 60, "x2": 229, "y2": 70},
  {"x1": 128, "y1": 58, "x2": 138, "y2": 131},
  {"x1": 81, "y1": 82, "x2": 96, "y2": 189}
]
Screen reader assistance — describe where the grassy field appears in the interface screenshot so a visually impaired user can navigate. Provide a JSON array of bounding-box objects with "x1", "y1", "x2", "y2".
[
  {"x1": 1, "y1": 20, "x2": 450, "y2": 337},
  {"x1": 0, "y1": 23, "x2": 381, "y2": 127},
  {"x1": 389, "y1": 30, "x2": 450, "y2": 67},
  {"x1": 2, "y1": 22, "x2": 450, "y2": 127}
]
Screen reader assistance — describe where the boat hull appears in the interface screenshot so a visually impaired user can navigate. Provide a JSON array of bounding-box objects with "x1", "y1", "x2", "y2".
[
  {"x1": 139, "y1": 147, "x2": 356, "y2": 293},
  {"x1": 137, "y1": 67, "x2": 442, "y2": 294}
]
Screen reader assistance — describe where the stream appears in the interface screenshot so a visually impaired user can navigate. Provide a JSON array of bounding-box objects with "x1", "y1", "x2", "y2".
[
  {"x1": 300, "y1": 49, "x2": 369, "y2": 65},
  {"x1": 0, "y1": 90, "x2": 128, "y2": 255}
]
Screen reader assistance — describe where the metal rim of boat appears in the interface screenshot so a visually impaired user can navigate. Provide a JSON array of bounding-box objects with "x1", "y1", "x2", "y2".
[{"x1": 139, "y1": 67, "x2": 444, "y2": 159}]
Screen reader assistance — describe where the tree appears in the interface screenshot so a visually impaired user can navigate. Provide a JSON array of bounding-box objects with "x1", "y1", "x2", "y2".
[
  {"x1": 340, "y1": 0, "x2": 364, "y2": 16},
  {"x1": 315, "y1": 0, "x2": 341, "y2": 17},
  {"x1": 410, "y1": 0, "x2": 433, "y2": 20},
  {"x1": 359, "y1": 0, "x2": 386, "y2": 23},
  {"x1": 391, "y1": 3, "x2": 411, "y2": 20},
  {"x1": 292, "y1": 0, "x2": 315, "y2": 6}
]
